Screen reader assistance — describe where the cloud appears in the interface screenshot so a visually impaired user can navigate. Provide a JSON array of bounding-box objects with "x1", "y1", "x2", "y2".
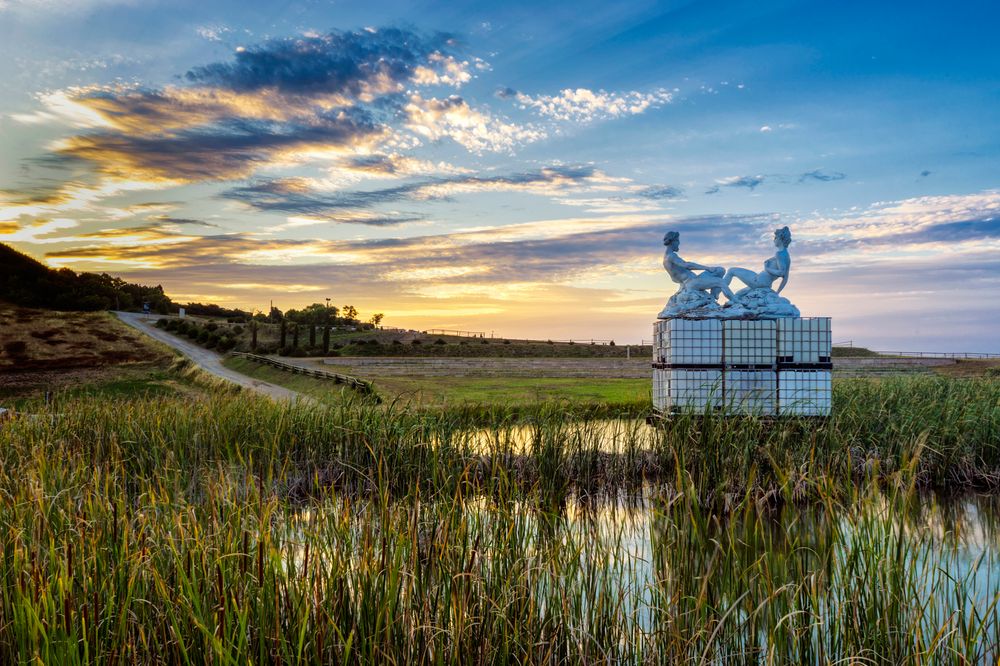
[
  {"x1": 185, "y1": 28, "x2": 462, "y2": 96},
  {"x1": 146, "y1": 216, "x2": 218, "y2": 228},
  {"x1": 794, "y1": 190, "x2": 1000, "y2": 249},
  {"x1": 799, "y1": 169, "x2": 846, "y2": 183},
  {"x1": 41, "y1": 212, "x2": 765, "y2": 282},
  {"x1": 225, "y1": 164, "x2": 604, "y2": 221},
  {"x1": 23, "y1": 28, "x2": 518, "y2": 188},
  {"x1": 638, "y1": 185, "x2": 684, "y2": 200},
  {"x1": 509, "y1": 87, "x2": 673, "y2": 123},
  {"x1": 195, "y1": 25, "x2": 232, "y2": 43},
  {"x1": 705, "y1": 171, "x2": 846, "y2": 193},
  {"x1": 718, "y1": 175, "x2": 765, "y2": 190},
  {"x1": 404, "y1": 94, "x2": 545, "y2": 153},
  {"x1": 54, "y1": 110, "x2": 385, "y2": 182}
]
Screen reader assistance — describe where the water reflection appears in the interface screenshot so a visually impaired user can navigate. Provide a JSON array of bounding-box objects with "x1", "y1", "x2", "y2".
[
  {"x1": 285, "y1": 488, "x2": 1000, "y2": 658},
  {"x1": 441, "y1": 418, "x2": 657, "y2": 454}
]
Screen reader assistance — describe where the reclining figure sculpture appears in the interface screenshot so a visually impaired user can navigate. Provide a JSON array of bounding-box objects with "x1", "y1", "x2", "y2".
[{"x1": 658, "y1": 227, "x2": 800, "y2": 318}]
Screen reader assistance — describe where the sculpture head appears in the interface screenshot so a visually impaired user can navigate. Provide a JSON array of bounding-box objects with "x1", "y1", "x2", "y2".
[
  {"x1": 774, "y1": 226, "x2": 792, "y2": 249},
  {"x1": 663, "y1": 231, "x2": 680, "y2": 250}
]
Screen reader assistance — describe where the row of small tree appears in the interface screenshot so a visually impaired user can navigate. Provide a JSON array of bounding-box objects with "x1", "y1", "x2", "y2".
[{"x1": 270, "y1": 303, "x2": 383, "y2": 328}]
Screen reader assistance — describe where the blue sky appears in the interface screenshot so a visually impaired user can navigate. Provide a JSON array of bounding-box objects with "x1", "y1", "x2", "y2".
[{"x1": 1, "y1": 0, "x2": 998, "y2": 349}]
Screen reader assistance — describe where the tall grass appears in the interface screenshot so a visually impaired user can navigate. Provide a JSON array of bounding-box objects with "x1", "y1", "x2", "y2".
[{"x1": 0, "y1": 375, "x2": 997, "y2": 661}]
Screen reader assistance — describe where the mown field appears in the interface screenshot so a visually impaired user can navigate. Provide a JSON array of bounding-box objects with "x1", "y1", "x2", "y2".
[{"x1": 223, "y1": 355, "x2": 651, "y2": 410}]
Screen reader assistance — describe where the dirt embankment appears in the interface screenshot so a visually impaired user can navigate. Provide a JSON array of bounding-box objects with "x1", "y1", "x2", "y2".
[{"x1": 0, "y1": 305, "x2": 171, "y2": 392}]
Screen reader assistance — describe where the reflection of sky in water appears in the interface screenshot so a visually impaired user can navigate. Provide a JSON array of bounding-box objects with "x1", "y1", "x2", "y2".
[
  {"x1": 440, "y1": 419, "x2": 657, "y2": 454},
  {"x1": 289, "y1": 488, "x2": 1000, "y2": 643}
]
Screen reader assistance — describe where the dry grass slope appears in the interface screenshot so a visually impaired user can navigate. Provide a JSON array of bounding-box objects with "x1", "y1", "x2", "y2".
[{"x1": 0, "y1": 304, "x2": 173, "y2": 396}]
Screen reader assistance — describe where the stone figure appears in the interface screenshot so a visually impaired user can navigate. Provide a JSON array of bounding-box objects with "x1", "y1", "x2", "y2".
[
  {"x1": 724, "y1": 226, "x2": 792, "y2": 295},
  {"x1": 722, "y1": 226, "x2": 799, "y2": 318},
  {"x1": 657, "y1": 226, "x2": 800, "y2": 319},
  {"x1": 659, "y1": 231, "x2": 737, "y2": 317}
]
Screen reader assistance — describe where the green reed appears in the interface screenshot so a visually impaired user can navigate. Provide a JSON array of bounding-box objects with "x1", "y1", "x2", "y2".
[{"x1": 0, "y1": 374, "x2": 997, "y2": 662}]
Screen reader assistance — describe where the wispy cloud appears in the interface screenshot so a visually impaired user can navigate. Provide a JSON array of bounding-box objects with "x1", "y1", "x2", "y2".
[
  {"x1": 638, "y1": 185, "x2": 685, "y2": 200},
  {"x1": 225, "y1": 164, "x2": 606, "y2": 222},
  {"x1": 799, "y1": 169, "x2": 846, "y2": 183},
  {"x1": 707, "y1": 170, "x2": 847, "y2": 193},
  {"x1": 506, "y1": 87, "x2": 673, "y2": 123}
]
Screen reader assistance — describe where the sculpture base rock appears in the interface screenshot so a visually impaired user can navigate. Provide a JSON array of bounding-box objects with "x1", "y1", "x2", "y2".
[{"x1": 658, "y1": 287, "x2": 800, "y2": 319}]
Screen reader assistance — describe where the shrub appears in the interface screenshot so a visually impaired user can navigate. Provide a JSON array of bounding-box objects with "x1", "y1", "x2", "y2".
[
  {"x1": 217, "y1": 337, "x2": 237, "y2": 352},
  {"x1": 205, "y1": 323, "x2": 218, "y2": 332},
  {"x1": 480, "y1": 339, "x2": 489, "y2": 344},
  {"x1": 197, "y1": 329, "x2": 210, "y2": 344},
  {"x1": 185, "y1": 326, "x2": 201, "y2": 340},
  {"x1": 392, "y1": 339, "x2": 402, "y2": 345},
  {"x1": 434, "y1": 338, "x2": 447, "y2": 345},
  {"x1": 155, "y1": 319, "x2": 168, "y2": 328},
  {"x1": 232, "y1": 325, "x2": 244, "y2": 335},
  {"x1": 502, "y1": 339, "x2": 511, "y2": 345},
  {"x1": 411, "y1": 339, "x2": 422, "y2": 345}
]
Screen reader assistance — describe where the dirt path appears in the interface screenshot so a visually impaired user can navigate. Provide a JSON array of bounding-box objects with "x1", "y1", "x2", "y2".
[{"x1": 114, "y1": 312, "x2": 304, "y2": 402}]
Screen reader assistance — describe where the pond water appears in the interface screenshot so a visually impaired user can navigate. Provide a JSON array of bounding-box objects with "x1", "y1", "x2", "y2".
[
  {"x1": 287, "y1": 484, "x2": 1000, "y2": 658},
  {"x1": 439, "y1": 418, "x2": 657, "y2": 454}
]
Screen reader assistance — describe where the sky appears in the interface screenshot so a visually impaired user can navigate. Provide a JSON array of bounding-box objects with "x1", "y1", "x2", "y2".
[{"x1": 0, "y1": 0, "x2": 998, "y2": 350}]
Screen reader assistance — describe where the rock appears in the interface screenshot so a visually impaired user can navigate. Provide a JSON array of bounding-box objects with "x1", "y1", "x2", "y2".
[
  {"x1": 658, "y1": 289, "x2": 723, "y2": 318},
  {"x1": 730, "y1": 288, "x2": 800, "y2": 318}
]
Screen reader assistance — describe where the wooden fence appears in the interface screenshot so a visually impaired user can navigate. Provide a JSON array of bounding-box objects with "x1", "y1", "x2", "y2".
[{"x1": 230, "y1": 352, "x2": 378, "y2": 398}]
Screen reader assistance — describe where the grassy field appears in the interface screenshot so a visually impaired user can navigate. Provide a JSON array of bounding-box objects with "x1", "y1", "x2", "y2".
[
  {"x1": 0, "y1": 375, "x2": 998, "y2": 662},
  {"x1": 222, "y1": 356, "x2": 368, "y2": 405},
  {"x1": 224, "y1": 355, "x2": 650, "y2": 410},
  {"x1": 0, "y1": 305, "x2": 178, "y2": 405}
]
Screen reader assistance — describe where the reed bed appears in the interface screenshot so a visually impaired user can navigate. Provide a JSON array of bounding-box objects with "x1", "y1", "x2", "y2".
[{"x1": 0, "y1": 375, "x2": 997, "y2": 662}]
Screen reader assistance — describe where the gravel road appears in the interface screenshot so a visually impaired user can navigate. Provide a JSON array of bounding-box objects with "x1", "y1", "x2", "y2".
[{"x1": 114, "y1": 312, "x2": 303, "y2": 402}]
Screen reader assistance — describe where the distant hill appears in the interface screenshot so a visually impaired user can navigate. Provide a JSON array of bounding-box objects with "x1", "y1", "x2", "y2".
[{"x1": 0, "y1": 243, "x2": 173, "y2": 313}]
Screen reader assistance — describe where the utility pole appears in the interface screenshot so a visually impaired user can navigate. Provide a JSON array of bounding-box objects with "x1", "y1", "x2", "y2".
[{"x1": 323, "y1": 297, "x2": 332, "y2": 354}]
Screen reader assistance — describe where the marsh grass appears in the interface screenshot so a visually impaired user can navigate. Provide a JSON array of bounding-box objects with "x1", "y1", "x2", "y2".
[{"x1": 0, "y1": 375, "x2": 997, "y2": 662}]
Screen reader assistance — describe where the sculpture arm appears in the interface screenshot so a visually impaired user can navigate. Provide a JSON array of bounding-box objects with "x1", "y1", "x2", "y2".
[
  {"x1": 679, "y1": 258, "x2": 712, "y2": 271},
  {"x1": 775, "y1": 275, "x2": 787, "y2": 294}
]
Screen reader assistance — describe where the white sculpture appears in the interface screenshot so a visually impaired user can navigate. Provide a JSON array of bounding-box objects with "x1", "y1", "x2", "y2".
[
  {"x1": 658, "y1": 227, "x2": 800, "y2": 318},
  {"x1": 658, "y1": 231, "x2": 736, "y2": 318},
  {"x1": 725, "y1": 226, "x2": 791, "y2": 294}
]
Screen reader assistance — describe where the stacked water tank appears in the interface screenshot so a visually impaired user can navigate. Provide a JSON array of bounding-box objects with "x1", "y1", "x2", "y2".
[{"x1": 652, "y1": 317, "x2": 832, "y2": 416}]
